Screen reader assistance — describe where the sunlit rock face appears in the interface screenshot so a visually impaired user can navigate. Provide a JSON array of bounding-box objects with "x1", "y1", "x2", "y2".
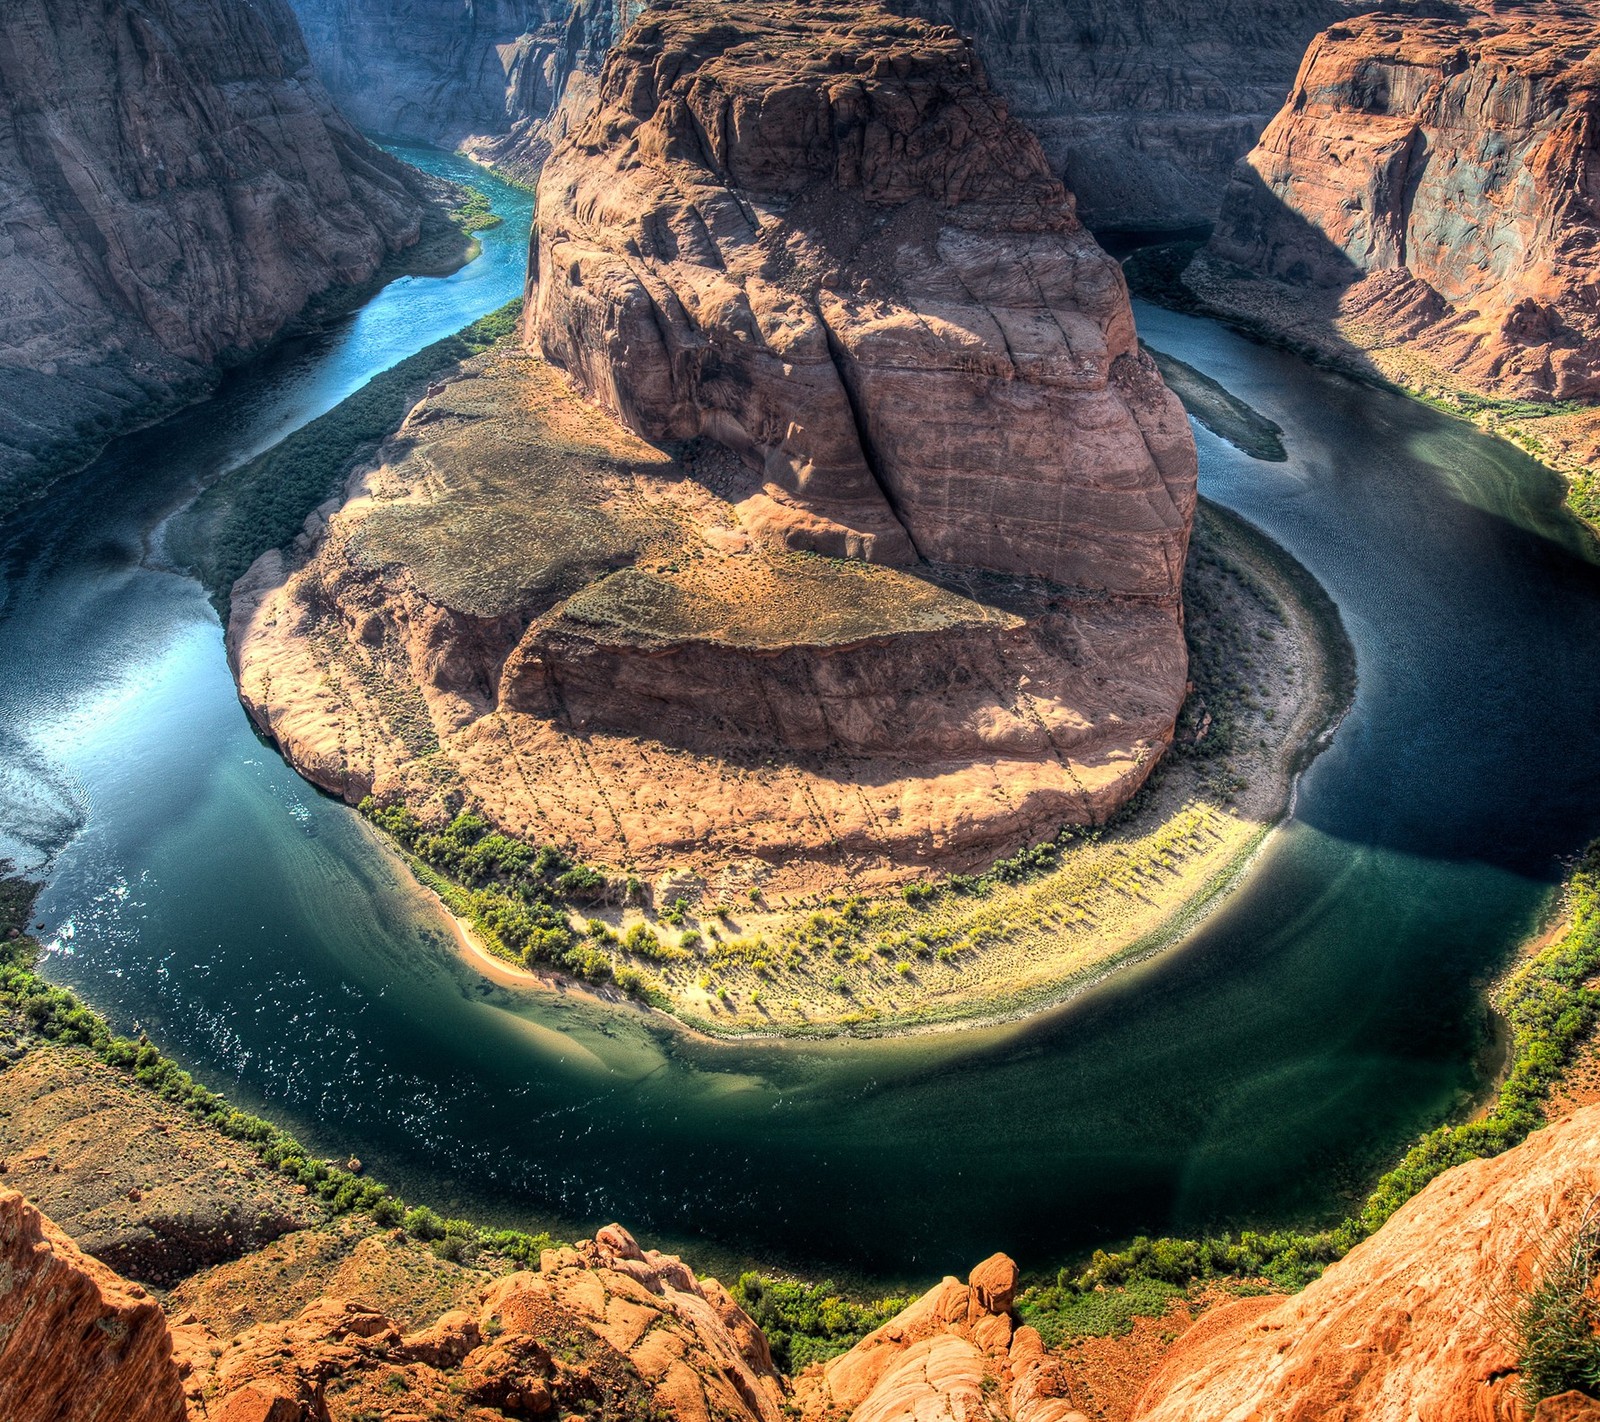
[
  {"x1": 527, "y1": 0, "x2": 1197, "y2": 589},
  {"x1": 0, "y1": 0, "x2": 427, "y2": 510},
  {"x1": 1209, "y1": 3, "x2": 1600, "y2": 400}
]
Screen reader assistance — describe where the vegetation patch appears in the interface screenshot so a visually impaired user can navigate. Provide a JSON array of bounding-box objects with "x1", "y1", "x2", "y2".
[
  {"x1": 1512, "y1": 1202, "x2": 1600, "y2": 1407},
  {"x1": 166, "y1": 301, "x2": 524, "y2": 617},
  {"x1": 731, "y1": 1273, "x2": 914, "y2": 1371},
  {"x1": 0, "y1": 864, "x2": 556, "y2": 1271}
]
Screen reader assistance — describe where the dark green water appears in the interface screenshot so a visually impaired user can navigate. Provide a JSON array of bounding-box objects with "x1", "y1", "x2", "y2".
[{"x1": 3, "y1": 157, "x2": 1599, "y2": 1287}]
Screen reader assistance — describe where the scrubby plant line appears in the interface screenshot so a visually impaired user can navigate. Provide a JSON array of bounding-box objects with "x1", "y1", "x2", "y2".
[{"x1": 1017, "y1": 840, "x2": 1600, "y2": 1341}]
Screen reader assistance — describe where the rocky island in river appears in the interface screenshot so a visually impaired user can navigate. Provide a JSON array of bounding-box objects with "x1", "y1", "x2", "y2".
[{"x1": 227, "y1": 0, "x2": 1346, "y2": 1032}]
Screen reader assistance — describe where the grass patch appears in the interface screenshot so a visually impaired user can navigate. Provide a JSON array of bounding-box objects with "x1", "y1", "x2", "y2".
[
  {"x1": 731, "y1": 1273, "x2": 914, "y2": 1372},
  {"x1": 1512, "y1": 1203, "x2": 1600, "y2": 1407},
  {"x1": 168, "y1": 300, "x2": 523, "y2": 618}
]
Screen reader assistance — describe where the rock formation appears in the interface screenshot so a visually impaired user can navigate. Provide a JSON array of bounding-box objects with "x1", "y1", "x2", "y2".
[
  {"x1": 231, "y1": 0, "x2": 1195, "y2": 892},
  {"x1": 886, "y1": 0, "x2": 1359, "y2": 232},
  {"x1": 794, "y1": 1252, "x2": 1088, "y2": 1422},
  {"x1": 1133, "y1": 1100, "x2": 1600, "y2": 1422},
  {"x1": 0, "y1": 1189, "x2": 187, "y2": 1422},
  {"x1": 1203, "y1": 1, "x2": 1600, "y2": 402},
  {"x1": 529, "y1": 0, "x2": 1195, "y2": 584},
  {"x1": 0, "y1": 0, "x2": 429, "y2": 513},
  {"x1": 231, "y1": 346, "x2": 1189, "y2": 890}
]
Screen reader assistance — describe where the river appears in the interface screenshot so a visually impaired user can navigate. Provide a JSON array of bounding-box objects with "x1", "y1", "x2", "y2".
[{"x1": 3, "y1": 148, "x2": 1599, "y2": 1288}]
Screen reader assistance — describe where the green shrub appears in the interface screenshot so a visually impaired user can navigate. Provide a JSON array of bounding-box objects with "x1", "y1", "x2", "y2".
[
  {"x1": 1514, "y1": 1207, "x2": 1600, "y2": 1405},
  {"x1": 731, "y1": 1274, "x2": 913, "y2": 1372}
]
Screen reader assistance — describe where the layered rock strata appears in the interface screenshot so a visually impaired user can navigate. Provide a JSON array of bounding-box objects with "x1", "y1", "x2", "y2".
[
  {"x1": 1203, "y1": 2, "x2": 1600, "y2": 402},
  {"x1": 528, "y1": 0, "x2": 1196, "y2": 585},
  {"x1": 232, "y1": 347, "x2": 1188, "y2": 887},
  {"x1": 888, "y1": 0, "x2": 1359, "y2": 231},
  {"x1": 1134, "y1": 1099, "x2": 1600, "y2": 1422},
  {"x1": 0, "y1": 0, "x2": 428, "y2": 512}
]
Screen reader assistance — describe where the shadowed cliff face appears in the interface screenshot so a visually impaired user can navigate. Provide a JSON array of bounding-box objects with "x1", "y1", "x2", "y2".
[
  {"x1": 288, "y1": 0, "x2": 643, "y2": 176},
  {"x1": 0, "y1": 0, "x2": 429, "y2": 513},
  {"x1": 1208, "y1": 2, "x2": 1600, "y2": 400},
  {"x1": 884, "y1": 0, "x2": 1361, "y2": 232}
]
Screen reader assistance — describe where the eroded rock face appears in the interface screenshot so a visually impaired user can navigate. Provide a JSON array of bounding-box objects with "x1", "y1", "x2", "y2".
[
  {"x1": 1208, "y1": 3, "x2": 1600, "y2": 400},
  {"x1": 0, "y1": 0, "x2": 427, "y2": 511},
  {"x1": 1133, "y1": 1100, "x2": 1600, "y2": 1422},
  {"x1": 0, "y1": 1188, "x2": 186, "y2": 1422},
  {"x1": 888, "y1": 0, "x2": 1358, "y2": 232},
  {"x1": 528, "y1": 0, "x2": 1196, "y2": 589},
  {"x1": 795, "y1": 1252, "x2": 1088, "y2": 1422}
]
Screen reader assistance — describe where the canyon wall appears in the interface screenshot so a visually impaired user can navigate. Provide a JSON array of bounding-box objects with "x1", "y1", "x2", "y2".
[
  {"x1": 886, "y1": 0, "x2": 1359, "y2": 231},
  {"x1": 0, "y1": 0, "x2": 428, "y2": 513},
  {"x1": 287, "y1": 0, "x2": 1355, "y2": 231},
  {"x1": 287, "y1": 0, "x2": 642, "y2": 177},
  {"x1": 1204, "y1": 2, "x2": 1600, "y2": 401},
  {"x1": 528, "y1": 0, "x2": 1196, "y2": 588}
]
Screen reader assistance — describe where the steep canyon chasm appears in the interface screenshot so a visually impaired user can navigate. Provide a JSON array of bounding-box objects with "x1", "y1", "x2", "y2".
[{"x1": 5, "y1": 128, "x2": 1600, "y2": 1280}]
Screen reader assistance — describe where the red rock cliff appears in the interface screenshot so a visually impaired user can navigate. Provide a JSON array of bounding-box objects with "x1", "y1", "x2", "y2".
[
  {"x1": 527, "y1": 0, "x2": 1196, "y2": 591},
  {"x1": 1208, "y1": 2, "x2": 1600, "y2": 401}
]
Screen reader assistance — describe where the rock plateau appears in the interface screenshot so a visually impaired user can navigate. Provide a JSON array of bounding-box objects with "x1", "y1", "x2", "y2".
[
  {"x1": 232, "y1": 0, "x2": 1196, "y2": 891},
  {"x1": 0, "y1": 0, "x2": 431, "y2": 513}
]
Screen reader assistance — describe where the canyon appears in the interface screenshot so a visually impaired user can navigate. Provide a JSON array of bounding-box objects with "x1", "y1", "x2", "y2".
[
  {"x1": 0, "y1": 0, "x2": 435, "y2": 516},
  {"x1": 286, "y1": 0, "x2": 1353, "y2": 230},
  {"x1": 231, "y1": 0, "x2": 1199, "y2": 912}
]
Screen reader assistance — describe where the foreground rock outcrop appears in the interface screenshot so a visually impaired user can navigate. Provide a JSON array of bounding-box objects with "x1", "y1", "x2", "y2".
[
  {"x1": 0, "y1": 0, "x2": 429, "y2": 512},
  {"x1": 795, "y1": 1253, "x2": 1087, "y2": 1422},
  {"x1": 1134, "y1": 1100, "x2": 1600, "y2": 1422},
  {"x1": 0, "y1": 1189, "x2": 186, "y2": 1422},
  {"x1": 1201, "y1": 2, "x2": 1600, "y2": 403}
]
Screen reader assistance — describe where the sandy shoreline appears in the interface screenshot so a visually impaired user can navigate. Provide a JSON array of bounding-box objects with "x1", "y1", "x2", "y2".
[{"x1": 417, "y1": 501, "x2": 1356, "y2": 1042}]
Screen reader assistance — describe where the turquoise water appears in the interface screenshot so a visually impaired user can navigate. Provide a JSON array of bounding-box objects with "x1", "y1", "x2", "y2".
[{"x1": 3, "y1": 164, "x2": 1599, "y2": 1287}]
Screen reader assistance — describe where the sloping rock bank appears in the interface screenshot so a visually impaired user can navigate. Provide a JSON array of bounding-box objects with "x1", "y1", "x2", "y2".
[
  {"x1": 1196, "y1": 2, "x2": 1600, "y2": 405},
  {"x1": 0, "y1": 0, "x2": 429, "y2": 514},
  {"x1": 1134, "y1": 1100, "x2": 1600, "y2": 1422}
]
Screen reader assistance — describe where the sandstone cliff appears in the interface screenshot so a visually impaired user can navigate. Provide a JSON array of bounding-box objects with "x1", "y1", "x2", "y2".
[
  {"x1": 1201, "y1": 2, "x2": 1600, "y2": 403},
  {"x1": 1133, "y1": 1100, "x2": 1600, "y2": 1422},
  {"x1": 0, "y1": 0, "x2": 429, "y2": 513},
  {"x1": 288, "y1": 0, "x2": 1353, "y2": 232},
  {"x1": 887, "y1": 0, "x2": 1358, "y2": 232},
  {"x1": 528, "y1": 0, "x2": 1195, "y2": 586}
]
